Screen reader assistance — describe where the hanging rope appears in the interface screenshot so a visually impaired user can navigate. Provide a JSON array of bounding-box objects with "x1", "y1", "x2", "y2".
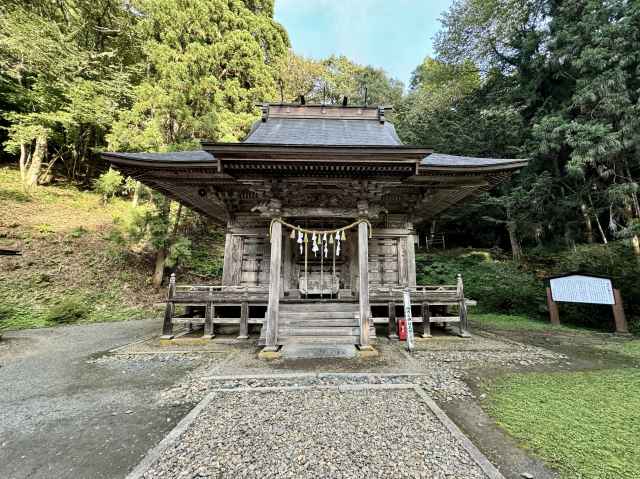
[
  {"x1": 269, "y1": 217, "x2": 372, "y2": 239},
  {"x1": 270, "y1": 218, "x2": 372, "y2": 298}
]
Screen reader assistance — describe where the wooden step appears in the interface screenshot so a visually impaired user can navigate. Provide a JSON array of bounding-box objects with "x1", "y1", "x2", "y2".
[
  {"x1": 279, "y1": 311, "x2": 357, "y2": 320},
  {"x1": 279, "y1": 327, "x2": 360, "y2": 336},
  {"x1": 284, "y1": 320, "x2": 358, "y2": 328},
  {"x1": 278, "y1": 336, "x2": 359, "y2": 345},
  {"x1": 280, "y1": 303, "x2": 358, "y2": 312}
]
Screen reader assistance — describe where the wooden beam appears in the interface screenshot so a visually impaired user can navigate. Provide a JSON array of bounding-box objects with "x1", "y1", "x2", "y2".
[
  {"x1": 161, "y1": 274, "x2": 176, "y2": 339},
  {"x1": 265, "y1": 220, "x2": 282, "y2": 349},
  {"x1": 612, "y1": 289, "x2": 629, "y2": 334},
  {"x1": 203, "y1": 302, "x2": 215, "y2": 339},
  {"x1": 388, "y1": 301, "x2": 398, "y2": 339},
  {"x1": 406, "y1": 234, "x2": 417, "y2": 286},
  {"x1": 421, "y1": 302, "x2": 431, "y2": 338},
  {"x1": 238, "y1": 301, "x2": 249, "y2": 339},
  {"x1": 358, "y1": 221, "x2": 370, "y2": 346},
  {"x1": 546, "y1": 287, "x2": 560, "y2": 325}
]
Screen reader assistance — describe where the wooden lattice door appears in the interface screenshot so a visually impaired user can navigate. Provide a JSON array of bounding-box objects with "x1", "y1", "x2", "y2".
[
  {"x1": 368, "y1": 238, "x2": 399, "y2": 286},
  {"x1": 240, "y1": 237, "x2": 270, "y2": 286}
]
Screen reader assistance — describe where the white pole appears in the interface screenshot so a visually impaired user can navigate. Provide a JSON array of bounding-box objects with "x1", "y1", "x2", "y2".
[{"x1": 403, "y1": 287, "x2": 415, "y2": 352}]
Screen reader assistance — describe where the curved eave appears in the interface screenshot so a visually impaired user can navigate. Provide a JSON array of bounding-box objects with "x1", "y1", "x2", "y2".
[
  {"x1": 419, "y1": 159, "x2": 529, "y2": 174},
  {"x1": 202, "y1": 142, "x2": 432, "y2": 162},
  {"x1": 102, "y1": 151, "x2": 217, "y2": 169}
]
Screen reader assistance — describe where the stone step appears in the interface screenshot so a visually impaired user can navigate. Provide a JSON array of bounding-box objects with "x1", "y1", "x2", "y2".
[{"x1": 281, "y1": 344, "x2": 357, "y2": 359}]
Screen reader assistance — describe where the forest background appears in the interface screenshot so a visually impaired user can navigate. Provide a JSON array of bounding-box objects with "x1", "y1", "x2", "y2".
[{"x1": 1, "y1": 0, "x2": 638, "y2": 332}]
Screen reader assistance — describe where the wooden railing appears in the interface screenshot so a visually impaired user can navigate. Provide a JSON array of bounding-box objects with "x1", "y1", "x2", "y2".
[
  {"x1": 370, "y1": 274, "x2": 474, "y2": 338},
  {"x1": 162, "y1": 273, "x2": 475, "y2": 340},
  {"x1": 162, "y1": 274, "x2": 269, "y2": 339}
]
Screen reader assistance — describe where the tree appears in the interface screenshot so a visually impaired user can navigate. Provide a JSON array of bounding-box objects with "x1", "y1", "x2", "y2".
[
  {"x1": 401, "y1": 0, "x2": 640, "y2": 260},
  {"x1": 107, "y1": 0, "x2": 289, "y2": 149},
  {"x1": 106, "y1": 0, "x2": 289, "y2": 286},
  {"x1": 278, "y1": 50, "x2": 326, "y2": 103},
  {"x1": 0, "y1": 1, "x2": 139, "y2": 188}
]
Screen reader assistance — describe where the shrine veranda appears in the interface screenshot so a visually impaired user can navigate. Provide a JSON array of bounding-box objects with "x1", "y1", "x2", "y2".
[{"x1": 103, "y1": 103, "x2": 528, "y2": 351}]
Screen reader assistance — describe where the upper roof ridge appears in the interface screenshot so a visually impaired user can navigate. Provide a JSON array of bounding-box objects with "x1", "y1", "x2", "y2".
[{"x1": 260, "y1": 103, "x2": 392, "y2": 122}]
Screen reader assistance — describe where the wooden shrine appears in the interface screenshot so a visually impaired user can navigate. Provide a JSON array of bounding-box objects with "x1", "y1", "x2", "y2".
[{"x1": 104, "y1": 102, "x2": 528, "y2": 350}]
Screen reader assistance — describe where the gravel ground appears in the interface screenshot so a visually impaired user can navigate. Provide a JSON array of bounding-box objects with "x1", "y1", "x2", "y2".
[
  {"x1": 144, "y1": 334, "x2": 566, "y2": 406},
  {"x1": 0, "y1": 319, "x2": 200, "y2": 479},
  {"x1": 141, "y1": 388, "x2": 489, "y2": 479},
  {"x1": 0, "y1": 323, "x2": 563, "y2": 479}
]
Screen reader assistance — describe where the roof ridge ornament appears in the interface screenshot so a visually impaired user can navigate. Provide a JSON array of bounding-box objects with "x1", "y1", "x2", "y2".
[
  {"x1": 378, "y1": 106, "x2": 385, "y2": 124},
  {"x1": 261, "y1": 103, "x2": 269, "y2": 122}
]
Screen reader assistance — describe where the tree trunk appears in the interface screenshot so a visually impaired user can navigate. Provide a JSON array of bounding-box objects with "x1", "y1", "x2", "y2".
[
  {"x1": 580, "y1": 203, "x2": 594, "y2": 244},
  {"x1": 171, "y1": 203, "x2": 183, "y2": 238},
  {"x1": 19, "y1": 142, "x2": 31, "y2": 185},
  {"x1": 507, "y1": 223, "x2": 523, "y2": 262},
  {"x1": 594, "y1": 213, "x2": 608, "y2": 244},
  {"x1": 132, "y1": 181, "x2": 142, "y2": 207},
  {"x1": 152, "y1": 247, "x2": 166, "y2": 289},
  {"x1": 24, "y1": 135, "x2": 47, "y2": 190},
  {"x1": 632, "y1": 235, "x2": 640, "y2": 258}
]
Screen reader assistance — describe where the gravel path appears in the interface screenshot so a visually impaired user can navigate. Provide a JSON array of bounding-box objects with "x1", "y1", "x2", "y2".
[
  {"x1": 148, "y1": 334, "x2": 565, "y2": 406},
  {"x1": 141, "y1": 388, "x2": 489, "y2": 479},
  {"x1": 0, "y1": 320, "x2": 200, "y2": 479}
]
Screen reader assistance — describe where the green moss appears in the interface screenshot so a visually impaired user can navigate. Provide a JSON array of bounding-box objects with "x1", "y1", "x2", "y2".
[{"x1": 487, "y1": 369, "x2": 640, "y2": 479}]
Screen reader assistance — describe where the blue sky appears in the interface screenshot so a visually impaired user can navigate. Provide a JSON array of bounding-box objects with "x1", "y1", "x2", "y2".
[{"x1": 274, "y1": 0, "x2": 454, "y2": 87}]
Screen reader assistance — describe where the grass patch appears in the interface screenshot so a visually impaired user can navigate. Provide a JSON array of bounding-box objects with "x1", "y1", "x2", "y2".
[
  {"x1": 595, "y1": 340, "x2": 640, "y2": 360},
  {"x1": 471, "y1": 313, "x2": 583, "y2": 333},
  {"x1": 487, "y1": 369, "x2": 640, "y2": 479}
]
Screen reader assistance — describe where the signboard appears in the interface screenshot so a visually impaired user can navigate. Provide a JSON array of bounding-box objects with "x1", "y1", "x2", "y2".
[
  {"x1": 550, "y1": 275, "x2": 614, "y2": 305},
  {"x1": 402, "y1": 288, "x2": 415, "y2": 352}
]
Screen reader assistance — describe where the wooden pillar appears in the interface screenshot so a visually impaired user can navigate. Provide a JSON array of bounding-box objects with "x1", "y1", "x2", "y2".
[
  {"x1": 282, "y1": 235, "x2": 292, "y2": 297},
  {"x1": 203, "y1": 302, "x2": 215, "y2": 339},
  {"x1": 421, "y1": 302, "x2": 431, "y2": 338},
  {"x1": 612, "y1": 289, "x2": 629, "y2": 334},
  {"x1": 546, "y1": 287, "x2": 560, "y2": 325},
  {"x1": 406, "y1": 234, "x2": 417, "y2": 286},
  {"x1": 388, "y1": 301, "x2": 398, "y2": 339},
  {"x1": 222, "y1": 232, "x2": 243, "y2": 286},
  {"x1": 265, "y1": 221, "x2": 282, "y2": 350},
  {"x1": 358, "y1": 221, "x2": 370, "y2": 347},
  {"x1": 161, "y1": 273, "x2": 176, "y2": 338},
  {"x1": 238, "y1": 301, "x2": 249, "y2": 339}
]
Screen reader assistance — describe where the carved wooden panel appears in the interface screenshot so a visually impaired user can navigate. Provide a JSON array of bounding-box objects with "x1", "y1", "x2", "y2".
[
  {"x1": 368, "y1": 238, "x2": 400, "y2": 286},
  {"x1": 240, "y1": 237, "x2": 270, "y2": 286}
]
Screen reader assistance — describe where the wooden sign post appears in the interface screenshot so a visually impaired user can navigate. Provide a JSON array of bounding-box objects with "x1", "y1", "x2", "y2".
[
  {"x1": 403, "y1": 288, "x2": 415, "y2": 352},
  {"x1": 547, "y1": 273, "x2": 628, "y2": 334}
]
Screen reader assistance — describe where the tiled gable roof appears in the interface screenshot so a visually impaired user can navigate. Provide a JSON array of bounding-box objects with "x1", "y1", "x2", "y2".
[{"x1": 244, "y1": 118, "x2": 402, "y2": 146}]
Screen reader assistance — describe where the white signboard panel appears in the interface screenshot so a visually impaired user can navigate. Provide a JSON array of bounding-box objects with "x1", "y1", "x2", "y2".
[{"x1": 550, "y1": 275, "x2": 614, "y2": 305}]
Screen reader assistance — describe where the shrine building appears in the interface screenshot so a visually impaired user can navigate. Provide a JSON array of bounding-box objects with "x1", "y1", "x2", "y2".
[{"x1": 103, "y1": 102, "x2": 528, "y2": 352}]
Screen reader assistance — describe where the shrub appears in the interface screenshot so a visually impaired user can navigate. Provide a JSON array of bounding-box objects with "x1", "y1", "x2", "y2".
[
  {"x1": 181, "y1": 243, "x2": 224, "y2": 278},
  {"x1": 70, "y1": 226, "x2": 88, "y2": 238},
  {"x1": 416, "y1": 250, "x2": 544, "y2": 317},
  {"x1": 93, "y1": 169, "x2": 124, "y2": 202},
  {"x1": 44, "y1": 297, "x2": 92, "y2": 324}
]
